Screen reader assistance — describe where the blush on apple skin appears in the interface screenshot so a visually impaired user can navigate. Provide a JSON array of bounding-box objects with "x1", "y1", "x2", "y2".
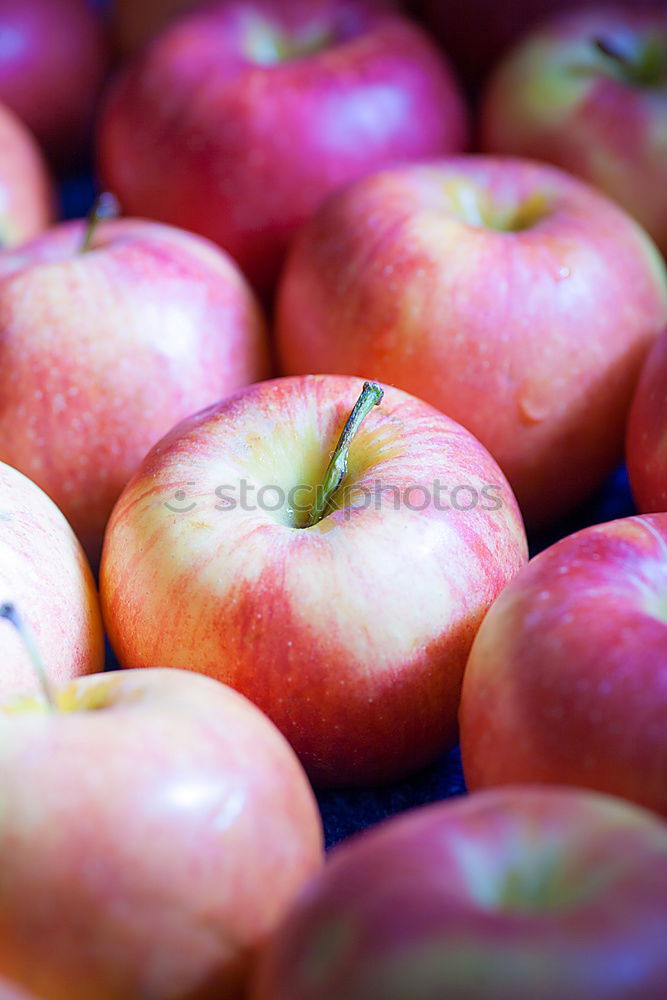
[
  {"x1": 460, "y1": 513, "x2": 667, "y2": 817},
  {"x1": 0, "y1": 668, "x2": 324, "y2": 1000},
  {"x1": 276, "y1": 155, "x2": 667, "y2": 530},
  {"x1": 0, "y1": 461, "x2": 104, "y2": 704},
  {"x1": 250, "y1": 786, "x2": 667, "y2": 1000},
  {"x1": 0, "y1": 101, "x2": 52, "y2": 248},
  {"x1": 0, "y1": 0, "x2": 107, "y2": 166},
  {"x1": 0, "y1": 216, "x2": 270, "y2": 567},
  {"x1": 627, "y1": 329, "x2": 667, "y2": 514},
  {"x1": 480, "y1": 6, "x2": 667, "y2": 255},
  {"x1": 97, "y1": 0, "x2": 468, "y2": 294},
  {"x1": 100, "y1": 373, "x2": 528, "y2": 788}
]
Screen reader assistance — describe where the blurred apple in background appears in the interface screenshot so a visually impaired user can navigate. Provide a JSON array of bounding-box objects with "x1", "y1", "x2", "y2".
[
  {"x1": 0, "y1": 101, "x2": 52, "y2": 248},
  {"x1": 0, "y1": 665, "x2": 323, "y2": 999},
  {"x1": 0, "y1": 0, "x2": 107, "y2": 166},
  {"x1": 460, "y1": 513, "x2": 667, "y2": 817},
  {"x1": 627, "y1": 329, "x2": 667, "y2": 513},
  {"x1": 101, "y1": 374, "x2": 527, "y2": 787},
  {"x1": 411, "y1": 0, "x2": 667, "y2": 90},
  {"x1": 98, "y1": 0, "x2": 468, "y2": 294},
  {"x1": 0, "y1": 461, "x2": 103, "y2": 703},
  {"x1": 277, "y1": 156, "x2": 667, "y2": 529},
  {"x1": 251, "y1": 786, "x2": 667, "y2": 1000},
  {"x1": 480, "y1": 6, "x2": 667, "y2": 254},
  {"x1": 0, "y1": 212, "x2": 269, "y2": 565}
]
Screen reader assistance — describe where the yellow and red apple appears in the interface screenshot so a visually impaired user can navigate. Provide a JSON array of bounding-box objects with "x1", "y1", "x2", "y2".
[
  {"x1": 0, "y1": 215, "x2": 269, "y2": 565},
  {"x1": 100, "y1": 374, "x2": 527, "y2": 787},
  {"x1": 277, "y1": 156, "x2": 667, "y2": 528}
]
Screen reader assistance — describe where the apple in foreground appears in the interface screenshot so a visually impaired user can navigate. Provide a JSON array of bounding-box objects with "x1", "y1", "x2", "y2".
[
  {"x1": 460, "y1": 513, "x2": 667, "y2": 816},
  {"x1": 0, "y1": 207, "x2": 269, "y2": 565},
  {"x1": 98, "y1": 0, "x2": 467, "y2": 293},
  {"x1": 100, "y1": 374, "x2": 527, "y2": 787},
  {"x1": 0, "y1": 648, "x2": 323, "y2": 1000},
  {"x1": 250, "y1": 786, "x2": 667, "y2": 1000},
  {"x1": 277, "y1": 155, "x2": 667, "y2": 529},
  {"x1": 627, "y1": 329, "x2": 667, "y2": 513},
  {"x1": 0, "y1": 0, "x2": 107, "y2": 164},
  {"x1": 480, "y1": 6, "x2": 667, "y2": 254},
  {"x1": 0, "y1": 461, "x2": 103, "y2": 703},
  {"x1": 0, "y1": 101, "x2": 52, "y2": 249}
]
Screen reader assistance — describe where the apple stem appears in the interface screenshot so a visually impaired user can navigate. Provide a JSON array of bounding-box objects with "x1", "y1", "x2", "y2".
[
  {"x1": 307, "y1": 381, "x2": 384, "y2": 527},
  {"x1": 80, "y1": 192, "x2": 120, "y2": 253},
  {"x1": 594, "y1": 36, "x2": 665, "y2": 87},
  {"x1": 0, "y1": 602, "x2": 57, "y2": 710}
]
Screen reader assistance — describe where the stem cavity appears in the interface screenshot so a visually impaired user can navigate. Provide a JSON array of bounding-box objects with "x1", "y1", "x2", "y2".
[{"x1": 307, "y1": 381, "x2": 384, "y2": 527}]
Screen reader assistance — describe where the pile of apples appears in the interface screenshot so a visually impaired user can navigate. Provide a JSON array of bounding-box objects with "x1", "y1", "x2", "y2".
[{"x1": 0, "y1": 0, "x2": 666, "y2": 997}]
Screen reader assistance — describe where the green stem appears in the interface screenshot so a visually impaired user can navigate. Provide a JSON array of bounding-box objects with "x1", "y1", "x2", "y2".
[
  {"x1": 307, "y1": 381, "x2": 384, "y2": 527},
  {"x1": 80, "y1": 192, "x2": 120, "y2": 253},
  {"x1": 0, "y1": 602, "x2": 57, "y2": 710},
  {"x1": 594, "y1": 35, "x2": 666, "y2": 87}
]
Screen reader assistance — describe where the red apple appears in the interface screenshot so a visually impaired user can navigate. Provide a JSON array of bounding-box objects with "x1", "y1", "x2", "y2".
[
  {"x1": 460, "y1": 513, "x2": 667, "y2": 816},
  {"x1": 0, "y1": 662, "x2": 323, "y2": 999},
  {"x1": 100, "y1": 374, "x2": 528, "y2": 787},
  {"x1": 276, "y1": 156, "x2": 667, "y2": 529},
  {"x1": 251, "y1": 786, "x2": 667, "y2": 1000},
  {"x1": 97, "y1": 0, "x2": 468, "y2": 294},
  {"x1": 0, "y1": 213, "x2": 269, "y2": 566},
  {"x1": 0, "y1": 0, "x2": 107, "y2": 164},
  {"x1": 0, "y1": 101, "x2": 52, "y2": 248},
  {"x1": 627, "y1": 329, "x2": 667, "y2": 513},
  {"x1": 0, "y1": 461, "x2": 103, "y2": 702},
  {"x1": 480, "y1": 6, "x2": 667, "y2": 254}
]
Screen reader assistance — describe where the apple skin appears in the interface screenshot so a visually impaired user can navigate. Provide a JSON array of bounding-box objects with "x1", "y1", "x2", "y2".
[
  {"x1": 459, "y1": 513, "x2": 667, "y2": 817},
  {"x1": 276, "y1": 156, "x2": 667, "y2": 529},
  {"x1": 97, "y1": 0, "x2": 468, "y2": 294},
  {"x1": 0, "y1": 101, "x2": 52, "y2": 248},
  {"x1": 112, "y1": 0, "x2": 211, "y2": 54},
  {"x1": 100, "y1": 374, "x2": 527, "y2": 787},
  {"x1": 0, "y1": 667, "x2": 323, "y2": 1000},
  {"x1": 0, "y1": 216, "x2": 270, "y2": 566},
  {"x1": 627, "y1": 329, "x2": 667, "y2": 513},
  {"x1": 0, "y1": 0, "x2": 107, "y2": 165},
  {"x1": 480, "y1": 6, "x2": 667, "y2": 254},
  {"x1": 250, "y1": 786, "x2": 667, "y2": 1000},
  {"x1": 0, "y1": 460, "x2": 103, "y2": 703}
]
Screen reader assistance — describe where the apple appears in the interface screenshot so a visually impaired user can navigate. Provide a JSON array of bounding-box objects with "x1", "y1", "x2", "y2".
[
  {"x1": 0, "y1": 644, "x2": 323, "y2": 1000},
  {"x1": 0, "y1": 0, "x2": 107, "y2": 165},
  {"x1": 480, "y1": 6, "x2": 667, "y2": 254},
  {"x1": 627, "y1": 329, "x2": 667, "y2": 513},
  {"x1": 411, "y1": 0, "x2": 659, "y2": 89},
  {"x1": 0, "y1": 461, "x2": 103, "y2": 703},
  {"x1": 0, "y1": 101, "x2": 52, "y2": 248},
  {"x1": 97, "y1": 0, "x2": 468, "y2": 294},
  {"x1": 100, "y1": 374, "x2": 527, "y2": 787},
  {"x1": 0, "y1": 208, "x2": 270, "y2": 566},
  {"x1": 250, "y1": 786, "x2": 667, "y2": 1000},
  {"x1": 276, "y1": 155, "x2": 667, "y2": 529},
  {"x1": 460, "y1": 513, "x2": 667, "y2": 817}
]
